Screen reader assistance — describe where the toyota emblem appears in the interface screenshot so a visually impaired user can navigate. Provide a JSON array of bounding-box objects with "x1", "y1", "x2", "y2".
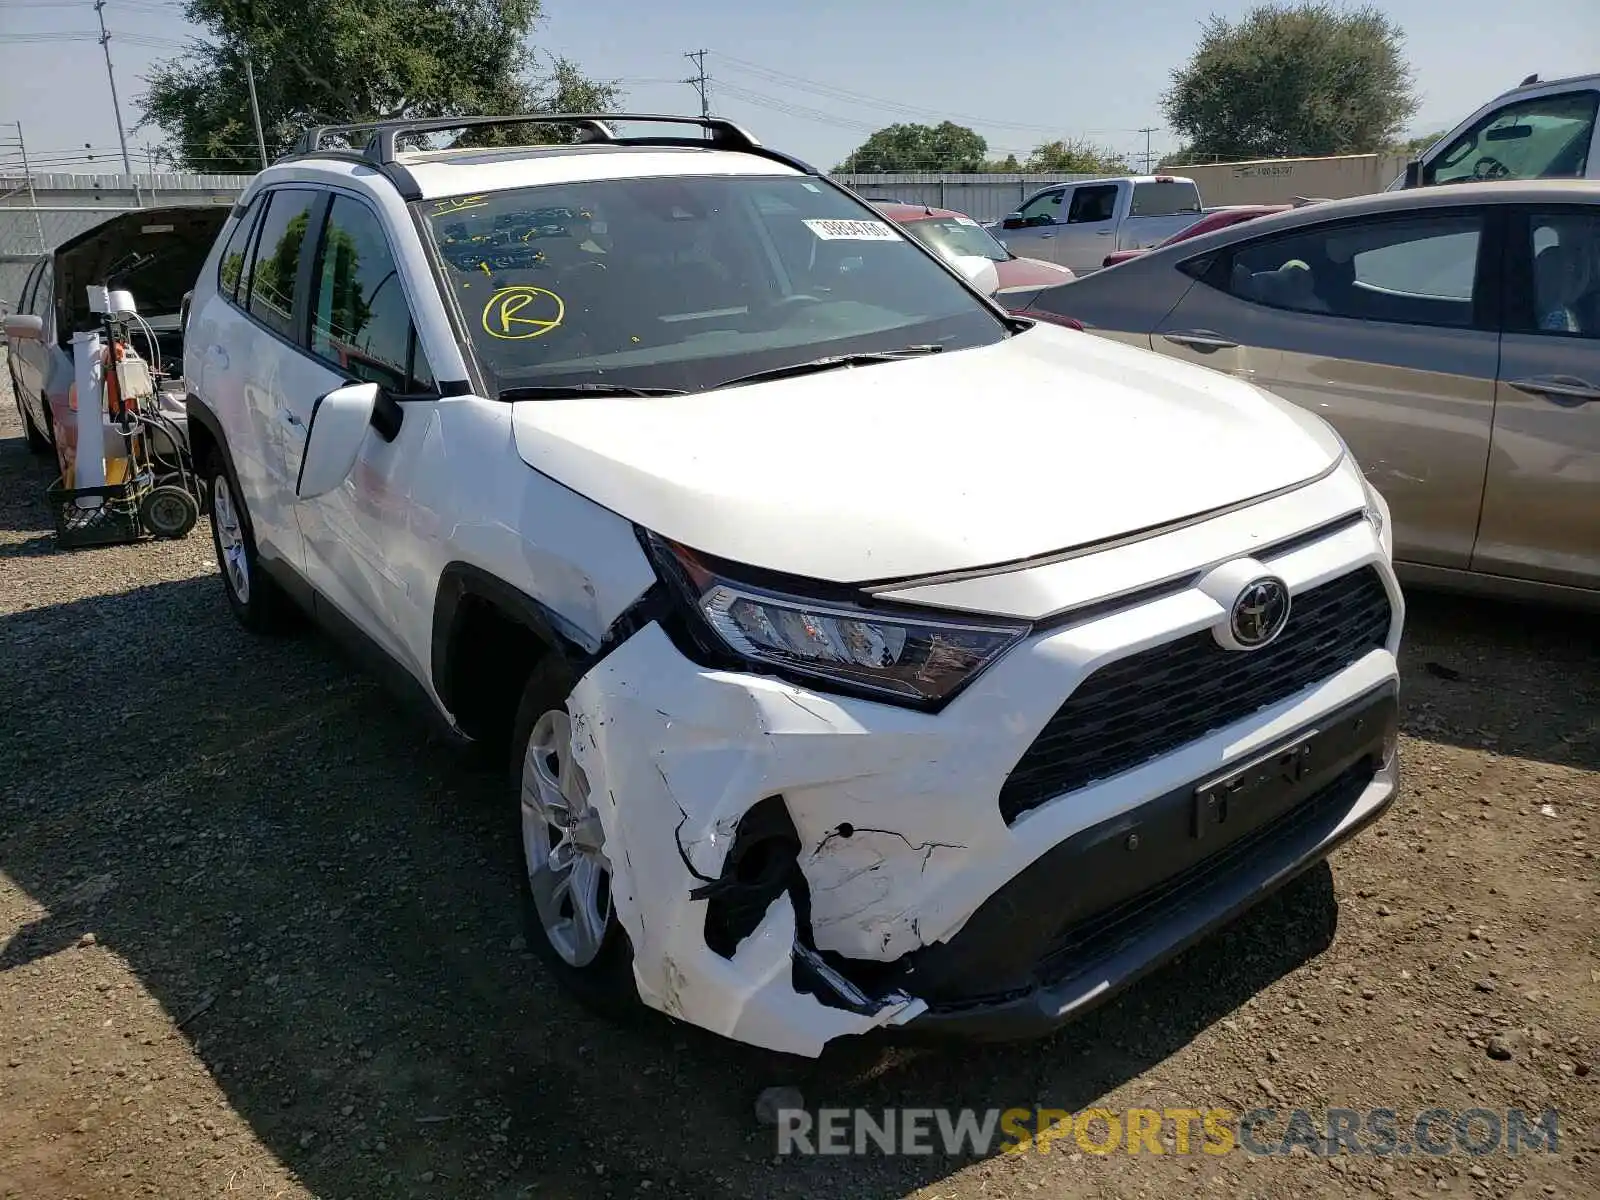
[{"x1": 1229, "y1": 577, "x2": 1291, "y2": 649}]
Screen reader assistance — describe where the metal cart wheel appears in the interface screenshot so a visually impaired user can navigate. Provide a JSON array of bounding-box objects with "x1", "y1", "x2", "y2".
[{"x1": 139, "y1": 484, "x2": 200, "y2": 539}]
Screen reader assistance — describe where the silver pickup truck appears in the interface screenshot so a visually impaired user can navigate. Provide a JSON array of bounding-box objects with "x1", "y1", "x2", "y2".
[{"x1": 988, "y1": 175, "x2": 1206, "y2": 275}]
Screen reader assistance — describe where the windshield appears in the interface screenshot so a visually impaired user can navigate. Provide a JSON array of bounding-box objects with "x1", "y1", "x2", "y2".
[
  {"x1": 420, "y1": 174, "x2": 1007, "y2": 395},
  {"x1": 899, "y1": 216, "x2": 1010, "y2": 263}
]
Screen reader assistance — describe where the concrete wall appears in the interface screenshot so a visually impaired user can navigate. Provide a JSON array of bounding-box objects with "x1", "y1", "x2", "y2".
[
  {"x1": 1, "y1": 172, "x2": 252, "y2": 310},
  {"x1": 1169, "y1": 153, "x2": 1412, "y2": 206}
]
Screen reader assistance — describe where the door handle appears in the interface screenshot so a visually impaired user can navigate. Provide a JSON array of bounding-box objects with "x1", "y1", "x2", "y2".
[
  {"x1": 1508, "y1": 375, "x2": 1600, "y2": 405},
  {"x1": 278, "y1": 407, "x2": 304, "y2": 430},
  {"x1": 1095, "y1": 230, "x2": 1113, "y2": 236},
  {"x1": 1162, "y1": 329, "x2": 1239, "y2": 352},
  {"x1": 1039, "y1": 232, "x2": 1055, "y2": 238}
]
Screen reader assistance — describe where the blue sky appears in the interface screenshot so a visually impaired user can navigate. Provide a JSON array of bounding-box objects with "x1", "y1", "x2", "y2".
[{"x1": 1, "y1": 0, "x2": 1595, "y2": 173}]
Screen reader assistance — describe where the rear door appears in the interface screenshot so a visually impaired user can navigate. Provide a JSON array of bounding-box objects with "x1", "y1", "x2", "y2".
[
  {"x1": 1052, "y1": 183, "x2": 1120, "y2": 273},
  {"x1": 1150, "y1": 207, "x2": 1499, "y2": 568},
  {"x1": 1472, "y1": 205, "x2": 1600, "y2": 588},
  {"x1": 226, "y1": 185, "x2": 323, "y2": 566}
]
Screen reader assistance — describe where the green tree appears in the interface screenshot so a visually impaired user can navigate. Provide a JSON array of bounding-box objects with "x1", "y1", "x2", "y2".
[
  {"x1": 1024, "y1": 138, "x2": 1131, "y2": 174},
  {"x1": 835, "y1": 122, "x2": 989, "y2": 173},
  {"x1": 1162, "y1": 2, "x2": 1419, "y2": 161},
  {"x1": 137, "y1": 0, "x2": 621, "y2": 172},
  {"x1": 1391, "y1": 129, "x2": 1449, "y2": 157}
]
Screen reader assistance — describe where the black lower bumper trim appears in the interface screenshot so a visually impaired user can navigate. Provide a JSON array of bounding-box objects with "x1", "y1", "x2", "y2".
[{"x1": 901, "y1": 685, "x2": 1398, "y2": 1039}]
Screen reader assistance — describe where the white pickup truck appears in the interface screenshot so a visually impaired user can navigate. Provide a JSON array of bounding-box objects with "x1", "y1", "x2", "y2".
[{"x1": 989, "y1": 175, "x2": 1205, "y2": 275}]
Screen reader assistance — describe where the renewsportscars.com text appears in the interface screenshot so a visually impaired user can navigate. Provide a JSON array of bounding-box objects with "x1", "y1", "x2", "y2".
[{"x1": 776, "y1": 1106, "x2": 1561, "y2": 1158}]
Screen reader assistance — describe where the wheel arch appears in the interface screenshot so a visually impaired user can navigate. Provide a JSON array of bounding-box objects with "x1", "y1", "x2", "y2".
[
  {"x1": 431, "y1": 561, "x2": 670, "y2": 748},
  {"x1": 183, "y1": 393, "x2": 230, "y2": 506}
]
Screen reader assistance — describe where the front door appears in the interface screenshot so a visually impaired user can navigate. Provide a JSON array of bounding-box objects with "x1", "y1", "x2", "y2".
[
  {"x1": 999, "y1": 187, "x2": 1066, "y2": 264},
  {"x1": 1152, "y1": 208, "x2": 1498, "y2": 569},
  {"x1": 1053, "y1": 183, "x2": 1120, "y2": 273},
  {"x1": 283, "y1": 191, "x2": 442, "y2": 674},
  {"x1": 1473, "y1": 205, "x2": 1600, "y2": 589}
]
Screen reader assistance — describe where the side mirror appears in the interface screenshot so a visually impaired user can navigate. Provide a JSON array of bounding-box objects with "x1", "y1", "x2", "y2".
[
  {"x1": 2, "y1": 313, "x2": 44, "y2": 342},
  {"x1": 296, "y1": 381, "x2": 382, "y2": 500},
  {"x1": 1403, "y1": 160, "x2": 1421, "y2": 189},
  {"x1": 1001, "y1": 213, "x2": 1024, "y2": 231}
]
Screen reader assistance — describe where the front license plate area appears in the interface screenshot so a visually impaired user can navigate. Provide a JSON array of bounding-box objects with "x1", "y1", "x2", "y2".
[{"x1": 1190, "y1": 691, "x2": 1393, "y2": 841}]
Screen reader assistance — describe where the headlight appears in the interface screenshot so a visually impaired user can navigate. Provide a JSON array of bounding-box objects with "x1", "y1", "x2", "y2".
[{"x1": 645, "y1": 535, "x2": 1029, "y2": 707}]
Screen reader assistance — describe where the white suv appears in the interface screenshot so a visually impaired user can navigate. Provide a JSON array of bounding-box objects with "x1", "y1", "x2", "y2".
[{"x1": 184, "y1": 114, "x2": 1404, "y2": 1058}]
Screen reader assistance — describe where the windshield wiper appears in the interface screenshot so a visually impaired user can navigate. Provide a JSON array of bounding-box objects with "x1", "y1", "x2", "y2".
[
  {"x1": 714, "y1": 345, "x2": 944, "y2": 390},
  {"x1": 498, "y1": 383, "x2": 689, "y2": 400}
]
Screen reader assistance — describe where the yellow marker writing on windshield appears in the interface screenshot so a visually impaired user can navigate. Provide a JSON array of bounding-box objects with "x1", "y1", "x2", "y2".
[{"x1": 482, "y1": 285, "x2": 565, "y2": 340}]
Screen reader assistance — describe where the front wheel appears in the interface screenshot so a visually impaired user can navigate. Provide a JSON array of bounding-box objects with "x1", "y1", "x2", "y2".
[{"x1": 512, "y1": 658, "x2": 639, "y2": 1018}]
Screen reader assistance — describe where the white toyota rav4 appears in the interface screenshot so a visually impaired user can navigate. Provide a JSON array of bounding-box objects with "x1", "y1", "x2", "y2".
[{"x1": 183, "y1": 114, "x2": 1403, "y2": 1058}]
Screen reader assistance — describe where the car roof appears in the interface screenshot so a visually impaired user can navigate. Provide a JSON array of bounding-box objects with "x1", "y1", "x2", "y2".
[
  {"x1": 257, "y1": 143, "x2": 802, "y2": 202},
  {"x1": 1175, "y1": 178, "x2": 1600, "y2": 245},
  {"x1": 1504, "y1": 71, "x2": 1600, "y2": 95}
]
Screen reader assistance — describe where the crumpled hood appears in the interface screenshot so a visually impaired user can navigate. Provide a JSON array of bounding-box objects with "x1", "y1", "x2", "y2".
[{"x1": 510, "y1": 324, "x2": 1343, "y2": 583}]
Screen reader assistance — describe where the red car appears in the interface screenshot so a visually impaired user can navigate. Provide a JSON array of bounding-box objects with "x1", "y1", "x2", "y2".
[
  {"x1": 874, "y1": 202, "x2": 1077, "y2": 297},
  {"x1": 1100, "y1": 204, "x2": 1292, "y2": 268}
]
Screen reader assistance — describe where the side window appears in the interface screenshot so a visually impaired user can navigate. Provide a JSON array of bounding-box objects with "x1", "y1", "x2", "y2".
[
  {"x1": 1067, "y1": 184, "x2": 1118, "y2": 224},
  {"x1": 218, "y1": 197, "x2": 262, "y2": 302},
  {"x1": 1524, "y1": 210, "x2": 1600, "y2": 338},
  {"x1": 245, "y1": 188, "x2": 319, "y2": 339},
  {"x1": 308, "y1": 195, "x2": 434, "y2": 393},
  {"x1": 1018, "y1": 189, "x2": 1064, "y2": 225},
  {"x1": 1426, "y1": 90, "x2": 1599, "y2": 185},
  {"x1": 1222, "y1": 213, "x2": 1484, "y2": 328}
]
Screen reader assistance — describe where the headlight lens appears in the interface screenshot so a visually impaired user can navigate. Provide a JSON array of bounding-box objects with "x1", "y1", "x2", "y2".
[{"x1": 647, "y1": 535, "x2": 1028, "y2": 706}]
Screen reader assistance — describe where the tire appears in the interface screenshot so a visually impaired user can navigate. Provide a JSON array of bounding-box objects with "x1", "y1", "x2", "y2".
[
  {"x1": 205, "y1": 450, "x2": 299, "y2": 634},
  {"x1": 18, "y1": 391, "x2": 51, "y2": 456},
  {"x1": 511, "y1": 656, "x2": 640, "y2": 1019}
]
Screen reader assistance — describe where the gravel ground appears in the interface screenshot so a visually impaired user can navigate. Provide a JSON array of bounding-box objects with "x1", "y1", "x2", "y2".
[{"x1": 1, "y1": 354, "x2": 1597, "y2": 1199}]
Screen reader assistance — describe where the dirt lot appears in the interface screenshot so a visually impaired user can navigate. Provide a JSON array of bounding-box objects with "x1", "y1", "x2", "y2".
[{"x1": 1, "y1": 360, "x2": 1597, "y2": 1200}]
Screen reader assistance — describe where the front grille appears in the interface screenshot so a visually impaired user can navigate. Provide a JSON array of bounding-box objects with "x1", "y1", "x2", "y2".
[{"x1": 998, "y1": 567, "x2": 1392, "y2": 822}]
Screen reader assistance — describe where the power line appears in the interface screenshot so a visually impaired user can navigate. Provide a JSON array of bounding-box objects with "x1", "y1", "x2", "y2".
[{"x1": 711, "y1": 51, "x2": 1152, "y2": 139}]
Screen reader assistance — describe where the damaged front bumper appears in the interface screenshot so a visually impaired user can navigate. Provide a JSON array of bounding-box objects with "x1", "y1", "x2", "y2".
[{"x1": 566, "y1": 527, "x2": 1402, "y2": 1058}]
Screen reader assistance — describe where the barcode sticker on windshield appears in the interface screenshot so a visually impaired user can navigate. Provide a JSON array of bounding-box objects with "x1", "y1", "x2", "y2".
[
  {"x1": 953, "y1": 216, "x2": 978, "y2": 226},
  {"x1": 803, "y1": 218, "x2": 902, "y2": 242}
]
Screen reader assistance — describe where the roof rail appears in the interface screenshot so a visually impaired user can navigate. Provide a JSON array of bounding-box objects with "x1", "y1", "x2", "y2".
[{"x1": 286, "y1": 113, "x2": 767, "y2": 165}]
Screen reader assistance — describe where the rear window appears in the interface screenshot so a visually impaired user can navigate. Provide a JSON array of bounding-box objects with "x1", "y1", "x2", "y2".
[{"x1": 1130, "y1": 181, "x2": 1202, "y2": 217}]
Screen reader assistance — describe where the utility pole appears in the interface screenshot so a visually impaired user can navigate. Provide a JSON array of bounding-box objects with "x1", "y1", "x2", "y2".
[
  {"x1": 93, "y1": 0, "x2": 134, "y2": 175},
  {"x1": 244, "y1": 52, "x2": 269, "y2": 169},
  {"x1": 683, "y1": 49, "x2": 711, "y2": 120},
  {"x1": 1136, "y1": 126, "x2": 1158, "y2": 173}
]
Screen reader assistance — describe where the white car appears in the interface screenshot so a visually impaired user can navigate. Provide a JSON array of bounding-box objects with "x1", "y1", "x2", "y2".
[{"x1": 183, "y1": 114, "x2": 1404, "y2": 1058}]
